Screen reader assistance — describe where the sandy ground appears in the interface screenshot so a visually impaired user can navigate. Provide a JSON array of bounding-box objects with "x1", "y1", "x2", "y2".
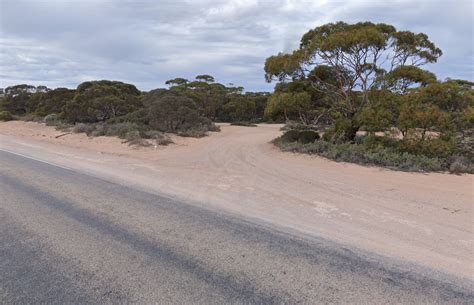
[{"x1": 0, "y1": 121, "x2": 473, "y2": 278}]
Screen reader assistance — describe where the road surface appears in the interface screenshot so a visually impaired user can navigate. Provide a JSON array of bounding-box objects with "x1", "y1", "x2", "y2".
[{"x1": 0, "y1": 150, "x2": 472, "y2": 304}]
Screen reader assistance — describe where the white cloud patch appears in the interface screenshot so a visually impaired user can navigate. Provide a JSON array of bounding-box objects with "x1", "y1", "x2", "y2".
[{"x1": 1, "y1": 0, "x2": 472, "y2": 91}]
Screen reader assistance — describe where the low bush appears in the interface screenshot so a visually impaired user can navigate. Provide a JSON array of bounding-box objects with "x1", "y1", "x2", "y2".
[
  {"x1": 44, "y1": 113, "x2": 59, "y2": 126},
  {"x1": 281, "y1": 130, "x2": 300, "y2": 143},
  {"x1": 298, "y1": 130, "x2": 320, "y2": 144},
  {"x1": 53, "y1": 121, "x2": 73, "y2": 131},
  {"x1": 142, "y1": 130, "x2": 173, "y2": 146},
  {"x1": 71, "y1": 122, "x2": 174, "y2": 146},
  {"x1": 280, "y1": 121, "x2": 315, "y2": 131},
  {"x1": 18, "y1": 113, "x2": 42, "y2": 122},
  {"x1": 72, "y1": 123, "x2": 93, "y2": 134},
  {"x1": 104, "y1": 122, "x2": 141, "y2": 138},
  {"x1": 281, "y1": 129, "x2": 321, "y2": 144},
  {"x1": 448, "y1": 156, "x2": 473, "y2": 174},
  {"x1": 0, "y1": 111, "x2": 13, "y2": 121},
  {"x1": 124, "y1": 130, "x2": 150, "y2": 147},
  {"x1": 72, "y1": 122, "x2": 142, "y2": 138},
  {"x1": 177, "y1": 126, "x2": 209, "y2": 138},
  {"x1": 274, "y1": 136, "x2": 473, "y2": 173},
  {"x1": 207, "y1": 124, "x2": 221, "y2": 132},
  {"x1": 230, "y1": 121, "x2": 258, "y2": 127}
]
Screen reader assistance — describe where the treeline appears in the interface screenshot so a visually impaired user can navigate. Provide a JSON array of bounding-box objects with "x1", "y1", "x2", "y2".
[
  {"x1": 1, "y1": 21, "x2": 473, "y2": 173},
  {"x1": 265, "y1": 22, "x2": 474, "y2": 173},
  {"x1": 0, "y1": 76, "x2": 270, "y2": 139}
]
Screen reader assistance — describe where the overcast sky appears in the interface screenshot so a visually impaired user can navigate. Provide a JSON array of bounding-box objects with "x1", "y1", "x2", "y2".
[{"x1": 1, "y1": 0, "x2": 472, "y2": 91}]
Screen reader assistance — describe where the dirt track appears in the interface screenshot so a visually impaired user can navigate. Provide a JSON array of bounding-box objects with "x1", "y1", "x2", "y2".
[{"x1": 0, "y1": 121, "x2": 472, "y2": 278}]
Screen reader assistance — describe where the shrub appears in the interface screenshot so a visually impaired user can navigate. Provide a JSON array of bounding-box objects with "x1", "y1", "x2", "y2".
[
  {"x1": 72, "y1": 123, "x2": 92, "y2": 133},
  {"x1": 28, "y1": 88, "x2": 75, "y2": 116},
  {"x1": 298, "y1": 130, "x2": 320, "y2": 143},
  {"x1": 449, "y1": 156, "x2": 473, "y2": 174},
  {"x1": 155, "y1": 136, "x2": 173, "y2": 146},
  {"x1": 281, "y1": 130, "x2": 300, "y2": 143},
  {"x1": 53, "y1": 122, "x2": 73, "y2": 131},
  {"x1": 63, "y1": 80, "x2": 142, "y2": 123},
  {"x1": 103, "y1": 122, "x2": 140, "y2": 138},
  {"x1": 18, "y1": 113, "x2": 42, "y2": 122},
  {"x1": 44, "y1": 113, "x2": 58, "y2": 125},
  {"x1": 281, "y1": 121, "x2": 313, "y2": 131},
  {"x1": 177, "y1": 127, "x2": 209, "y2": 138},
  {"x1": 207, "y1": 124, "x2": 221, "y2": 132},
  {"x1": 0, "y1": 111, "x2": 13, "y2": 121},
  {"x1": 124, "y1": 130, "x2": 150, "y2": 147},
  {"x1": 143, "y1": 130, "x2": 173, "y2": 146},
  {"x1": 230, "y1": 121, "x2": 258, "y2": 127},
  {"x1": 274, "y1": 136, "x2": 473, "y2": 173},
  {"x1": 322, "y1": 128, "x2": 335, "y2": 142},
  {"x1": 90, "y1": 124, "x2": 106, "y2": 137}
]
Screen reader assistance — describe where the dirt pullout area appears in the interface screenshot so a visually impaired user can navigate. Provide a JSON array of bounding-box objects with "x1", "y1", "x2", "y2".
[{"x1": 1, "y1": 121, "x2": 473, "y2": 278}]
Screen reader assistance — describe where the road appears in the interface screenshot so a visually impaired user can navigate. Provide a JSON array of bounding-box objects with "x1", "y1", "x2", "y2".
[{"x1": 0, "y1": 150, "x2": 472, "y2": 304}]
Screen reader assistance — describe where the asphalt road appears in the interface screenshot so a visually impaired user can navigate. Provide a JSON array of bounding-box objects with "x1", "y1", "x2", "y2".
[{"x1": 0, "y1": 150, "x2": 472, "y2": 304}]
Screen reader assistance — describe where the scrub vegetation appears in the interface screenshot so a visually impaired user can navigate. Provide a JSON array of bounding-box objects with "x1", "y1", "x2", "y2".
[
  {"x1": 1, "y1": 21, "x2": 472, "y2": 172},
  {"x1": 265, "y1": 22, "x2": 473, "y2": 173},
  {"x1": 0, "y1": 77, "x2": 268, "y2": 145}
]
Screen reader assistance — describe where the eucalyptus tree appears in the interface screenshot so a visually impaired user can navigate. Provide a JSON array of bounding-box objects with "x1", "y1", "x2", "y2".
[
  {"x1": 28, "y1": 88, "x2": 76, "y2": 116},
  {"x1": 264, "y1": 21, "x2": 442, "y2": 140},
  {"x1": 0, "y1": 84, "x2": 50, "y2": 114},
  {"x1": 63, "y1": 80, "x2": 142, "y2": 123}
]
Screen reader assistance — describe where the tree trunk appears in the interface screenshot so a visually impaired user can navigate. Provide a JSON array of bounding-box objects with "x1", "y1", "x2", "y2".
[{"x1": 343, "y1": 122, "x2": 360, "y2": 142}]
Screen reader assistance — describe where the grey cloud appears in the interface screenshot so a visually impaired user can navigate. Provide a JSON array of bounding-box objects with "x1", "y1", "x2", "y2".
[{"x1": 1, "y1": 0, "x2": 472, "y2": 91}]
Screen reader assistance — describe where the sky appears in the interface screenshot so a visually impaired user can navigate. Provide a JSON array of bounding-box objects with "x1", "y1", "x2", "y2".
[{"x1": 1, "y1": 0, "x2": 473, "y2": 92}]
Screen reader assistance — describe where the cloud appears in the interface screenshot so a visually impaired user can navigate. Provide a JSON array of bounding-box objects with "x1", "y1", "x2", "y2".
[{"x1": 1, "y1": 0, "x2": 472, "y2": 91}]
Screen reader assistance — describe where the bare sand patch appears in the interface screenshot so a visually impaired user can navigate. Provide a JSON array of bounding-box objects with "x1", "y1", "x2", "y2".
[{"x1": 1, "y1": 121, "x2": 472, "y2": 278}]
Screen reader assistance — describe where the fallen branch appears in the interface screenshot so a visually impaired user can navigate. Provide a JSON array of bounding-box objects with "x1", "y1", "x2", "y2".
[{"x1": 55, "y1": 132, "x2": 71, "y2": 138}]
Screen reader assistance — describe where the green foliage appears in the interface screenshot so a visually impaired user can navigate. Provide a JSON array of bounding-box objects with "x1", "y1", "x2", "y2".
[
  {"x1": 166, "y1": 75, "x2": 268, "y2": 122},
  {"x1": 324, "y1": 119, "x2": 361, "y2": 143},
  {"x1": 43, "y1": 113, "x2": 59, "y2": 126},
  {"x1": 142, "y1": 130, "x2": 173, "y2": 145},
  {"x1": 356, "y1": 107, "x2": 393, "y2": 134},
  {"x1": 144, "y1": 90, "x2": 213, "y2": 132},
  {"x1": 360, "y1": 89, "x2": 400, "y2": 129},
  {"x1": 72, "y1": 123, "x2": 94, "y2": 134},
  {"x1": 165, "y1": 78, "x2": 189, "y2": 89},
  {"x1": 222, "y1": 96, "x2": 256, "y2": 122},
  {"x1": 124, "y1": 130, "x2": 150, "y2": 147},
  {"x1": 298, "y1": 130, "x2": 320, "y2": 143},
  {"x1": 230, "y1": 121, "x2": 258, "y2": 127},
  {"x1": 385, "y1": 66, "x2": 437, "y2": 93},
  {"x1": 68, "y1": 85, "x2": 223, "y2": 139},
  {"x1": 195, "y1": 74, "x2": 215, "y2": 83},
  {"x1": 0, "y1": 84, "x2": 49, "y2": 115},
  {"x1": 0, "y1": 110, "x2": 13, "y2": 121},
  {"x1": 71, "y1": 122, "x2": 140, "y2": 137},
  {"x1": 280, "y1": 121, "x2": 319, "y2": 131},
  {"x1": 265, "y1": 92, "x2": 314, "y2": 124},
  {"x1": 265, "y1": 22, "x2": 471, "y2": 172},
  {"x1": 449, "y1": 156, "x2": 472, "y2": 174},
  {"x1": 398, "y1": 91, "x2": 449, "y2": 140},
  {"x1": 265, "y1": 21, "x2": 442, "y2": 140},
  {"x1": 63, "y1": 80, "x2": 142, "y2": 123},
  {"x1": 275, "y1": 135, "x2": 473, "y2": 173},
  {"x1": 28, "y1": 88, "x2": 75, "y2": 116},
  {"x1": 281, "y1": 129, "x2": 320, "y2": 144},
  {"x1": 0, "y1": 75, "x2": 265, "y2": 146},
  {"x1": 177, "y1": 127, "x2": 211, "y2": 138},
  {"x1": 281, "y1": 130, "x2": 301, "y2": 143}
]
